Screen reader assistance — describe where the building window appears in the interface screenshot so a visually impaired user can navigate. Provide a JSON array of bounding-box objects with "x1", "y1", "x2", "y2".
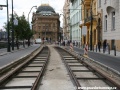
[
  {"x1": 104, "y1": 15, "x2": 107, "y2": 31},
  {"x1": 112, "y1": 11, "x2": 115, "y2": 30},
  {"x1": 99, "y1": 0, "x2": 101, "y2": 7}
]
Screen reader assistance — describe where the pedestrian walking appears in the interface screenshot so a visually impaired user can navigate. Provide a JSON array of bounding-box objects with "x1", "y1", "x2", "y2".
[
  {"x1": 103, "y1": 39, "x2": 107, "y2": 53},
  {"x1": 42, "y1": 37, "x2": 44, "y2": 44},
  {"x1": 63, "y1": 41, "x2": 65, "y2": 46},
  {"x1": 98, "y1": 40, "x2": 101, "y2": 52}
]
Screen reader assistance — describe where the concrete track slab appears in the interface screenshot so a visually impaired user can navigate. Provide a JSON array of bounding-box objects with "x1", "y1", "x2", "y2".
[
  {"x1": 22, "y1": 67, "x2": 42, "y2": 71},
  {"x1": 38, "y1": 45, "x2": 75, "y2": 90},
  {"x1": 70, "y1": 66, "x2": 89, "y2": 70},
  {"x1": 17, "y1": 72, "x2": 39, "y2": 76},
  {"x1": 68, "y1": 63, "x2": 83, "y2": 65},
  {"x1": 6, "y1": 78, "x2": 35, "y2": 86},
  {"x1": 78, "y1": 80, "x2": 109, "y2": 89}
]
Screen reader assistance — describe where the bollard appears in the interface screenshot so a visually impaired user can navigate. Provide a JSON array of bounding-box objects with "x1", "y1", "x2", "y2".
[
  {"x1": 93, "y1": 45, "x2": 94, "y2": 52},
  {"x1": 96, "y1": 45, "x2": 97, "y2": 52},
  {"x1": 70, "y1": 42, "x2": 73, "y2": 51},
  {"x1": 114, "y1": 45, "x2": 116, "y2": 56},
  {"x1": 103, "y1": 45, "x2": 104, "y2": 53},
  {"x1": 84, "y1": 44, "x2": 88, "y2": 56},
  {"x1": 108, "y1": 44, "x2": 110, "y2": 54}
]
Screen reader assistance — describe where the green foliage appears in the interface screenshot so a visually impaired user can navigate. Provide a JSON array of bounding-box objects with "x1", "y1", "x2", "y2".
[{"x1": 3, "y1": 13, "x2": 33, "y2": 41}]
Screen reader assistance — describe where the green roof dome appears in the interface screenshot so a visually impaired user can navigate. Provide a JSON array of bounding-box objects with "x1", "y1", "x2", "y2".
[{"x1": 36, "y1": 4, "x2": 55, "y2": 13}]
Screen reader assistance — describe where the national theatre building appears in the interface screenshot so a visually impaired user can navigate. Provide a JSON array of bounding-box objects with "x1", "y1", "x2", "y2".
[{"x1": 32, "y1": 4, "x2": 60, "y2": 42}]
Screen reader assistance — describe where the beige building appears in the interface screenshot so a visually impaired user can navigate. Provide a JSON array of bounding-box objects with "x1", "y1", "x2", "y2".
[
  {"x1": 98, "y1": 0, "x2": 120, "y2": 51},
  {"x1": 63, "y1": 0, "x2": 70, "y2": 40},
  {"x1": 32, "y1": 4, "x2": 60, "y2": 42}
]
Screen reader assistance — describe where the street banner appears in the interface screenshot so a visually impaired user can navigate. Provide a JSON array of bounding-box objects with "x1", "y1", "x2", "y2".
[{"x1": 82, "y1": 26, "x2": 87, "y2": 35}]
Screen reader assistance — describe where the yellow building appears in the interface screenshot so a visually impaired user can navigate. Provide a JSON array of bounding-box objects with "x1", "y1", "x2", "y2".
[{"x1": 80, "y1": 0, "x2": 102, "y2": 50}]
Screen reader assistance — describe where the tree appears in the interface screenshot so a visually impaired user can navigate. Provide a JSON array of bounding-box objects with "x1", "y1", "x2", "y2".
[
  {"x1": 18, "y1": 14, "x2": 33, "y2": 47},
  {"x1": 3, "y1": 13, "x2": 33, "y2": 49}
]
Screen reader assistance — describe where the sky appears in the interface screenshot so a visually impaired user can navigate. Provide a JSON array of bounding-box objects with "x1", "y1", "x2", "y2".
[{"x1": 0, "y1": 0, "x2": 65, "y2": 30}]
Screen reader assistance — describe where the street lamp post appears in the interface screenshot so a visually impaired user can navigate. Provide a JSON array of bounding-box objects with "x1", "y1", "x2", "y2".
[
  {"x1": 0, "y1": 1, "x2": 12, "y2": 52},
  {"x1": 11, "y1": 0, "x2": 14, "y2": 50},
  {"x1": 27, "y1": 6, "x2": 37, "y2": 45},
  {"x1": 6, "y1": 0, "x2": 10, "y2": 52},
  {"x1": 90, "y1": 0, "x2": 93, "y2": 51},
  {"x1": 28, "y1": 6, "x2": 37, "y2": 23}
]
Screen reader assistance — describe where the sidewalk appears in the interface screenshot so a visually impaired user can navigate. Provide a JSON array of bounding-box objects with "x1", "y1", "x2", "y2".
[
  {"x1": 73, "y1": 46, "x2": 120, "y2": 58},
  {"x1": 0, "y1": 44, "x2": 40, "y2": 68},
  {"x1": 0, "y1": 45, "x2": 32, "y2": 56},
  {"x1": 89, "y1": 48, "x2": 120, "y2": 57}
]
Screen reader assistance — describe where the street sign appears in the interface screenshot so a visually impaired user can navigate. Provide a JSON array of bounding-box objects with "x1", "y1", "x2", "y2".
[
  {"x1": 14, "y1": 18, "x2": 18, "y2": 25},
  {"x1": 79, "y1": 20, "x2": 82, "y2": 25},
  {"x1": 82, "y1": 26, "x2": 87, "y2": 35}
]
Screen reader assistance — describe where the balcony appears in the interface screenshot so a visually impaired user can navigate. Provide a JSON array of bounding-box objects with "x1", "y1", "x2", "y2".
[
  {"x1": 85, "y1": 15, "x2": 97, "y2": 23},
  {"x1": 84, "y1": 0, "x2": 91, "y2": 5},
  {"x1": 85, "y1": 16, "x2": 91, "y2": 23},
  {"x1": 106, "y1": 0, "x2": 118, "y2": 13},
  {"x1": 70, "y1": 0, "x2": 74, "y2": 3},
  {"x1": 84, "y1": 0, "x2": 91, "y2": 9}
]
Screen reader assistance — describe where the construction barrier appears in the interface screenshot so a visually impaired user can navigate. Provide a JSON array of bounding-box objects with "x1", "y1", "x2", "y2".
[
  {"x1": 84, "y1": 44, "x2": 88, "y2": 56},
  {"x1": 70, "y1": 42, "x2": 73, "y2": 51}
]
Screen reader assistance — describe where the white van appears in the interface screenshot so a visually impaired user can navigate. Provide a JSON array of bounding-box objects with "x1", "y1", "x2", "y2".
[{"x1": 35, "y1": 38, "x2": 41, "y2": 44}]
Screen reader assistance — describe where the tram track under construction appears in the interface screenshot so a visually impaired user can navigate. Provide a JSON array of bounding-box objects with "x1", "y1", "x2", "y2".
[{"x1": 0, "y1": 45, "x2": 120, "y2": 90}]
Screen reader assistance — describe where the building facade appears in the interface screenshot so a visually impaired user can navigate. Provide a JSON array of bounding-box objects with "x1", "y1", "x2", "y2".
[
  {"x1": 98, "y1": 0, "x2": 120, "y2": 51},
  {"x1": 70, "y1": 0, "x2": 82, "y2": 44},
  {"x1": 32, "y1": 4, "x2": 60, "y2": 42},
  {"x1": 63, "y1": 0, "x2": 71, "y2": 40},
  {"x1": 80, "y1": 0, "x2": 99, "y2": 49}
]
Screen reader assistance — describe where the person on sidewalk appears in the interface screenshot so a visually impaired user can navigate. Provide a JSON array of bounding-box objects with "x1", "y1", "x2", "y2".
[
  {"x1": 103, "y1": 39, "x2": 107, "y2": 53},
  {"x1": 98, "y1": 40, "x2": 101, "y2": 52},
  {"x1": 42, "y1": 37, "x2": 44, "y2": 44}
]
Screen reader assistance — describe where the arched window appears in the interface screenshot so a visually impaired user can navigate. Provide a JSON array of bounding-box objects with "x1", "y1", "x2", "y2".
[
  {"x1": 104, "y1": 15, "x2": 107, "y2": 31},
  {"x1": 112, "y1": 11, "x2": 115, "y2": 30}
]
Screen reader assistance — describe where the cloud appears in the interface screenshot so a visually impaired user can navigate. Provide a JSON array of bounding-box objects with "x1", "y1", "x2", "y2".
[{"x1": 0, "y1": 0, "x2": 65, "y2": 30}]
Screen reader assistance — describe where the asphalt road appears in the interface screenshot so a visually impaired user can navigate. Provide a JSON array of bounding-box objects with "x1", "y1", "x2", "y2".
[
  {"x1": 73, "y1": 47, "x2": 120, "y2": 72},
  {"x1": 0, "y1": 44, "x2": 40, "y2": 68}
]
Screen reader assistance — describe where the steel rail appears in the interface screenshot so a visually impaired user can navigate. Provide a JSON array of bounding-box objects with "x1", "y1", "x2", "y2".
[
  {"x1": 0, "y1": 46, "x2": 42, "y2": 85},
  {"x1": 67, "y1": 49, "x2": 120, "y2": 89},
  {"x1": 55, "y1": 46, "x2": 120, "y2": 90},
  {"x1": 0, "y1": 46, "x2": 50, "y2": 90},
  {"x1": 55, "y1": 47, "x2": 82, "y2": 90},
  {"x1": 31, "y1": 46, "x2": 50, "y2": 90}
]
